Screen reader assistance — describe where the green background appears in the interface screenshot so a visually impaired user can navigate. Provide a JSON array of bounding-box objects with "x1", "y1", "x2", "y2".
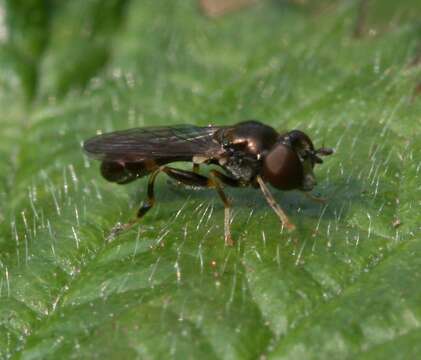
[{"x1": 0, "y1": 0, "x2": 420, "y2": 358}]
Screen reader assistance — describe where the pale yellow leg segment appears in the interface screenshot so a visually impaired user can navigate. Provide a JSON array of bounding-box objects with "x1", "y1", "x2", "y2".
[
  {"x1": 209, "y1": 170, "x2": 234, "y2": 246},
  {"x1": 256, "y1": 175, "x2": 295, "y2": 231}
]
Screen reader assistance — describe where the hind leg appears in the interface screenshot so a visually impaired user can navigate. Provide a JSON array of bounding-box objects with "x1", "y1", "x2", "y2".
[
  {"x1": 106, "y1": 169, "x2": 160, "y2": 241},
  {"x1": 107, "y1": 166, "x2": 205, "y2": 241},
  {"x1": 108, "y1": 166, "x2": 240, "y2": 246},
  {"x1": 166, "y1": 163, "x2": 202, "y2": 190}
]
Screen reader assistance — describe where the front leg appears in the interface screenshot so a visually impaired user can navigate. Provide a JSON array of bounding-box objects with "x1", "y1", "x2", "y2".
[{"x1": 256, "y1": 175, "x2": 295, "y2": 231}]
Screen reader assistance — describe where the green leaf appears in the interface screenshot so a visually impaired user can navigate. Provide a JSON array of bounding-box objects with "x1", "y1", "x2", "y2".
[{"x1": 0, "y1": 0, "x2": 420, "y2": 358}]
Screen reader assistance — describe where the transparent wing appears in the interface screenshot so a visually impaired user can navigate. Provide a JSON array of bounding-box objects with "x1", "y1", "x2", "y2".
[{"x1": 83, "y1": 124, "x2": 225, "y2": 162}]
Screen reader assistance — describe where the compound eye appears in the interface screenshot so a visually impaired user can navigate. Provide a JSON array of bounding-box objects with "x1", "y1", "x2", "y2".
[{"x1": 262, "y1": 144, "x2": 303, "y2": 190}]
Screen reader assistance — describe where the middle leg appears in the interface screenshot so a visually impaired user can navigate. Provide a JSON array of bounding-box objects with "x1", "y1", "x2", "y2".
[
  {"x1": 209, "y1": 170, "x2": 234, "y2": 246},
  {"x1": 163, "y1": 167, "x2": 239, "y2": 246}
]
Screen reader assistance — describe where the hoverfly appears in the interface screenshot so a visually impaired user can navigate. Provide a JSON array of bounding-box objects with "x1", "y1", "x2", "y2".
[{"x1": 83, "y1": 120, "x2": 333, "y2": 245}]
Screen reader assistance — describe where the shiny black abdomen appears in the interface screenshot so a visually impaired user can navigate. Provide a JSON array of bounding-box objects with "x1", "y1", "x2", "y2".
[
  {"x1": 100, "y1": 156, "x2": 190, "y2": 184},
  {"x1": 100, "y1": 161, "x2": 149, "y2": 184}
]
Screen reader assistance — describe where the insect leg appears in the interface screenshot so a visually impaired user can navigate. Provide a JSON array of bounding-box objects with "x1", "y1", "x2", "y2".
[
  {"x1": 137, "y1": 169, "x2": 160, "y2": 218},
  {"x1": 162, "y1": 167, "x2": 235, "y2": 246},
  {"x1": 209, "y1": 169, "x2": 242, "y2": 187},
  {"x1": 256, "y1": 175, "x2": 295, "y2": 231},
  {"x1": 209, "y1": 170, "x2": 234, "y2": 246},
  {"x1": 166, "y1": 163, "x2": 204, "y2": 190},
  {"x1": 107, "y1": 168, "x2": 160, "y2": 241},
  {"x1": 162, "y1": 167, "x2": 209, "y2": 187}
]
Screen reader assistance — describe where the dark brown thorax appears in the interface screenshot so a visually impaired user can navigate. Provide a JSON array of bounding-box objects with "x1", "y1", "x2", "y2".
[{"x1": 215, "y1": 120, "x2": 279, "y2": 156}]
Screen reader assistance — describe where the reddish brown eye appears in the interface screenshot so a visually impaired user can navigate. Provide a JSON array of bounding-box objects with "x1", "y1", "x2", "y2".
[{"x1": 261, "y1": 144, "x2": 303, "y2": 190}]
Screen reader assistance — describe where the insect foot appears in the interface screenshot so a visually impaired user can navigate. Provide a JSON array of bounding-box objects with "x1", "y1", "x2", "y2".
[
  {"x1": 106, "y1": 222, "x2": 127, "y2": 242},
  {"x1": 284, "y1": 221, "x2": 296, "y2": 232}
]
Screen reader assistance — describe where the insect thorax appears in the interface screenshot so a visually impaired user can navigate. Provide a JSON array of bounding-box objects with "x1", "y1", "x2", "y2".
[{"x1": 220, "y1": 151, "x2": 261, "y2": 184}]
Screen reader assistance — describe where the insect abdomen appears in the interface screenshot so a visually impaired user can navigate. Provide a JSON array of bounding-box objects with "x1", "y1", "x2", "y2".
[{"x1": 100, "y1": 161, "x2": 149, "y2": 184}]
